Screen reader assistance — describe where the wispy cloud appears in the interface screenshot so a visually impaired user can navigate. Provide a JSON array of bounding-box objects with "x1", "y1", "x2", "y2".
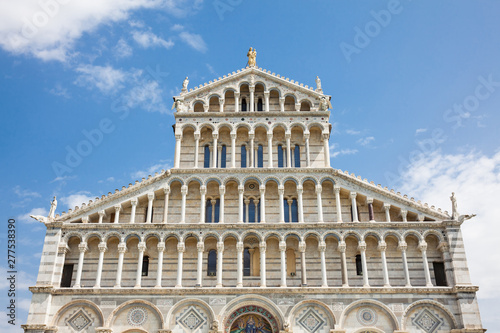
[
  {"x1": 74, "y1": 64, "x2": 129, "y2": 94},
  {"x1": 206, "y1": 63, "x2": 216, "y2": 75},
  {"x1": 60, "y1": 191, "x2": 94, "y2": 210},
  {"x1": 125, "y1": 80, "x2": 168, "y2": 113},
  {"x1": 114, "y1": 38, "x2": 133, "y2": 58},
  {"x1": 48, "y1": 84, "x2": 71, "y2": 99},
  {"x1": 357, "y1": 136, "x2": 374, "y2": 146},
  {"x1": 179, "y1": 31, "x2": 207, "y2": 52},
  {"x1": 132, "y1": 30, "x2": 174, "y2": 49},
  {"x1": 330, "y1": 144, "x2": 359, "y2": 158},
  {"x1": 130, "y1": 160, "x2": 171, "y2": 179},
  {"x1": 415, "y1": 128, "x2": 427, "y2": 135},
  {"x1": 13, "y1": 186, "x2": 40, "y2": 198},
  {"x1": 18, "y1": 207, "x2": 48, "y2": 224},
  {"x1": 345, "y1": 129, "x2": 360, "y2": 135},
  {"x1": 98, "y1": 176, "x2": 115, "y2": 184}
]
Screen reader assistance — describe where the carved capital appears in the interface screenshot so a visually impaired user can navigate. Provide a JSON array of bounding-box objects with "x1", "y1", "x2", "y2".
[
  {"x1": 366, "y1": 197, "x2": 374, "y2": 204},
  {"x1": 197, "y1": 242, "x2": 205, "y2": 253},
  {"x1": 318, "y1": 241, "x2": 327, "y2": 252},
  {"x1": 81, "y1": 216, "x2": 89, "y2": 224},
  {"x1": 398, "y1": 241, "x2": 408, "y2": 252},
  {"x1": 231, "y1": 132, "x2": 237, "y2": 140},
  {"x1": 118, "y1": 242, "x2": 127, "y2": 254},
  {"x1": 350, "y1": 191, "x2": 357, "y2": 199},
  {"x1": 130, "y1": 198, "x2": 138, "y2": 206},
  {"x1": 138, "y1": 242, "x2": 147, "y2": 252},
  {"x1": 147, "y1": 192, "x2": 155, "y2": 201},
  {"x1": 278, "y1": 185, "x2": 285, "y2": 195},
  {"x1": 238, "y1": 185, "x2": 245, "y2": 194},
  {"x1": 114, "y1": 204, "x2": 121, "y2": 212},
  {"x1": 212, "y1": 132, "x2": 219, "y2": 140},
  {"x1": 299, "y1": 241, "x2": 306, "y2": 253},
  {"x1": 177, "y1": 242, "x2": 186, "y2": 253},
  {"x1": 194, "y1": 132, "x2": 200, "y2": 140},
  {"x1": 157, "y1": 243, "x2": 166, "y2": 252},
  {"x1": 259, "y1": 241, "x2": 267, "y2": 252},
  {"x1": 219, "y1": 185, "x2": 226, "y2": 195},
  {"x1": 334, "y1": 186, "x2": 341, "y2": 194},
  {"x1": 259, "y1": 185, "x2": 266, "y2": 193},
  {"x1": 377, "y1": 241, "x2": 387, "y2": 252},
  {"x1": 316, "y1": 184, "x2": 322, "y2": 194},
  {"x1": 249, "y1": 132, "x2": 255, "y2": 140},
  {"x1": 264, "y1": 91, "x2": 270, "y2": 97},
  {"x1": 304, "y1": 132, "x2": 310, "y2": 140},
  {"x1": 78, "y1": 242, "x2": 88, "y2": 253},
  {"x1": 357, "y1": 241, "x2": 367, "y2": 252},
  {"x1": 438, "y1": 242, "x2": 449, "y2": 253},
  {"x1": 337, "y1": 241, "x2": 346, "y2": 253},
  {"x1": 236, "y1": 242, "x2": 244, "y2": 252},
  {"x1": 285, "y1": 132, "x2": 291, "y2": 140},
  {"x1": 267, "y1": 132, "x2": 273, "y2": 140},
  {"x1": 297, "y1": 185, "x2": 303, "y2": 194},
  {"x1": 181, "y1": 185, "x2": 188, "y2": 195},
  {"x1": 418, "y1": 214, "x2": 425, "y2": 222},
  {"x1": 58, "y1": 243, "x2": 69, "y2": 254},
  {"x1": 98, "y1": 210, "x2": 105, "y2": 217},
  {"x1": 217, "y1": 242, "x2": 224, "y2": 252},
  {"x1": 98, "y1": 242, "x2": 108, "y2": 253},
  {"x1": 163, "y1": 187, "x2": 170, "y2": 196},
  {"x1": 200, "y1": 185, "x2": 207, "y2": 195},
  {"x1": 418, "y1": 242, "x2": 428, "y2": 252},
  {"x1": 279, "y1": 241, "x2": 286, "y2": 252},
  {"x1": 175, "y1": 133, "x2": 183, "y2": 140}
]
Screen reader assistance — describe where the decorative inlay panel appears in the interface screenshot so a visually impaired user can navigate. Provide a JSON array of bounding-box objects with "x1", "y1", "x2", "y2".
[
  {"x1": 297, "y1": 308, "x2": 326, "y2": 333},
  {"x1": 67, "y1": 309, "x2": 92, "y2": 332},
  {"x1": 177, "y1": 306, "x2": 208, "y2": 333},
  {"x1": 412, "y1": 309, "x2": 443, "y2": 333}
]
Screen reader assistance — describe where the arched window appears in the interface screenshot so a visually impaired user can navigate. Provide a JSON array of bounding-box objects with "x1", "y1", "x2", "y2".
[
  {"x1": 257, "y1": 98, "x2": 263, "y2": 111},
  {"x1": 241, "y1": 145, "x2": 247, "y2": 168},
  {"x1": 356, "y1": 254, "x2": 363, "y2": 276},
  {"x1": 214, "y1": 199, "x2": 220, "y2": 223},
  {"x1": 142, "y1": 255, "x2": 149, "y2": 276},
  {"x1": 257, "y1": 145, "x2": 264, "y2": 168},
  {"x1": 221, "y1": 145, "x2": 227, "y2": 168},
  {"x1": 242, "y1": 98, "x2": 247, "y2": 112},
  {"x1": 294, "y1": 144, "x2": 301, "y2": 167},
  {"x1": 204, "y1": 145, "x2": 210, "y2": 168},
  {"x1": 206, "y1": 199, "x2": 212, "y2": 223},
  {"x1": 291, "y1": 199, "x2": 298, "y2": 222},
  {"x1": 249, "y1": 199, "x2": 256, "y2": 223},
  {"x1": 284, "y1": 199, "x2": 290, "y2": 222},
  {"x1": 243, "y1": 248, "x2": 251, "y2": 276},
  {"x1": 278, "y1": 144, "x2": 284, "y2": 168},
  {"x1": 207, "y1": 250, "x2": 217, "y2": 276}
]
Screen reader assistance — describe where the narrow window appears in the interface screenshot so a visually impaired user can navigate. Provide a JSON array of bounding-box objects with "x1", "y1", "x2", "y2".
[
  {"x1": 294, "y1": 144, "x2": 301, "y2": 167},
  {"x1": 204, "y1": 145, "x2": 210, "y2": 168},
  {"x1": 257, "y1": 145, "x2": 264, "y2": 168},
  {"x1": 60, "y1": 264, "x2": 74, "y2": 287},
  {"x1": 291, "y1": 199, "x2": 298, "y2": 223},
  {"x1": 214, "y1": 199, "x2": 220, "y2": 223},
  {"x1": 242, "y1": 98, "x2": 247, "y2": 111},
  {"x1": 110, "y1": 212, "x2": 115, "y2": 223},
  {"x1": 249, "y1": 199, "x2": 256, "y2": 223},
  {"x1": 206, "y1": 200, "x2": 212, "y2": 223},
  {"x1": 207, "y1": 250, "x2": 217, "y2": 276},
  {"x1": 257, "y1": 98, "x2": 263, "y2": 111},
  {"x1": 241, "y1": 145, "x2": 247, "y2": 168},
  {"x1": 243, "y1": 248, "x2": 251, "y2": 276},
  {"x1": 142, "y1": 256, "x2": 149, "y2": 276},
  {"x1": 278, "y1": 144, "x2": 284, "y2": 168},
  {"x1": 221, "y1": 145, "x2": 227, "y2": 168},
  {"x1": 284, "y1": 199, "x2": 290, "y2": 223},
  {"x1": 433, "y1": 262, "x2": 447, "y2": 286},
  {"x1": 356, "y1": 254, "x2": 363, "y2": 276}
]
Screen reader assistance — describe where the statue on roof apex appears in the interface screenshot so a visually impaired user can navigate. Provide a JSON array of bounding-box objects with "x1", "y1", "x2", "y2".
[
  {"x1": 182, "y1": 77, "x2": 189, "y2": 92},
  {"x1": 450, "y1": 192, "x2": 459, "y2": 220},
  {"x1": 316, "y1": 76, "x2": 322, "y2": 92},
  {"x1": 247, "y1": 47, "x2": 257, "y2": 67},
  {"x1": 49, "y1": 196, "x2": 57, "y2": 219}
]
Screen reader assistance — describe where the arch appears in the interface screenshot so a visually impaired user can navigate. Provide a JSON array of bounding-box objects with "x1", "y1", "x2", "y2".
[
  {"x1": 242, "y1": 176, "x2": 262, "y2": 186},
  {"x1": 303, "y1": 231, "x2": 322, "y2": 242},
  {"x1": 167, "y1": 177, "x2": 185, "y2": 186},
  {"x1": 122, "y1": 329, "x2": 149, "y2": 333},
  {"x1": 300, "y1": 176, "x2": 318, "y2": 186},
  {"x1": 205, "y1": 177, "x2": 223, "y2": 186},
  {"x1": 163, "y1": 232, "x2": 182, "y2": 242},
  {"x1": 382, "y1": 231, "x2": 403, "y2": 243},
  {"x1": 51, "y1": 299, "x2": 104, "y2": 327},
  {"x1": 422, "y1": 230, "x2": 445, "y2": 242},
  {"x1": 271, "y1": 122, "x2": 289, "y2": 131},
  {"x1": 283, "y1": 232, "x2": 302, "y2": 242},
  {"x1": 103, "y1": 231, "x2": 123, "y2": 243},
  {"x1": 217, "y1": 123, "x2": 234, "y2": 132},
  {"x1": 322, "y1": 231, "x2": 342, "y2": 242},
  {"x1": 307, "y1": 122, "x2": 326, "y2": 131},
  {"x1": 220, "y1": 231, "x2": 241, "y2": 242},
  {"x1": 202, "y1": 231, "x2": 221, "y2": 242},
  {"x1": 185, "y1": 176, "x2": 204, "y2": 186},
  {"x1": 283, "y1": 93, "x2": 297, "y2": 102},
  {"x1": 253, "y1": 123, "x2": 270, "y2": 131},
  {"x1": 339, "y1": 299, "x2": 399, "y2": 330},
  {"x1": 181, "y1": 232, "x2": 201, "y2": 243},
  {"x1": 223, "y1": 87, "x2": 237, "y2": 95},
  {"x1": 223, "y1": 176, "x2": 241, "y2": 186},
  {"x1": 220, "y1": 295, "x2": 285, "y2": 333},
  {"x1": 319, "y1": 176, "x2": 336, "y2": 185},
  {"x1": 299, "y1": 99, "x2": 312, "y2": 111},
  {"x1": 342, "y1": 230, "x2": 363, "y2": 242},
  {"x1": 199, "y1": 123, "x2": 217, "y2": 132},
  {"x1": 288, "y1": 300, "x2": 336, "y2": 329},
  {"x1": 82, "y1": 232, "x2": 103, "y2": 243},
  {"x1": 269, "y1": 87, "x2": 282, "y2": 97},
  {"x1": 362, "y1": 231, "x2": 383, "y2": 242},
  {"x1": 263, "y1": 176, "x2": 281, "y2": 186},
  {"x1": 180, "y1": 123, "x2": 198, "y2": 133},
  {"x1": 166, "y1": 298, "x2": 216, "y2": 329},
  {"x1": 255, "y1": 81, "x2": 267, "y2": 90},
  {"x1": 123, "y1": 233, "x2": 142, "y2": 243},
  {"x1": 241, "y1": 230, "x2": 263, "y2": 242},
  {"x1": 282, "y1": 177, "x2": 299, "y2": 185},
  {"x1": 143, "y1": 232, "x2": 161, "y2": 242},
  {"x1": 289, "y1": 122, "x2": 307, "y2": 132},
  {"x1": 263, "y1": 231, "x2": 283, "y2": 241},
  {"x1": 105, "y1": 299, "x2": 164, "y2": 328},
  {"x1": 402, "y1": 230, "x2": 424, "y2": 242},
  {"x1": 235, "y1": 122, "x2": 253, "y2": 131},
  {"x1": 352, "y1": 328, "x2": 385, "y2": 333},
  {"x1": 402, "y1": 300, "x2": 458, "y2": 330},
  {"x1": 193, "y1": 100, "x2": 205, "y2": 113},
  {"x1": 63, "y1": 232, "x2": 84, "y2": 243}
]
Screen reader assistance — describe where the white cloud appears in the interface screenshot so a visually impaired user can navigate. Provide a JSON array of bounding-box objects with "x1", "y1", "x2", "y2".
[
  {"x1": 125, "y1": 80, "x2": 168, "y2": 113},
  {"x1": 18, "y1": 207, "x2": 48, "y2": 224},
  {"x1": 48, "y1": 83, "x2": 70, "y2": 98},
  {"x1": 132, "y1": 30, "x2": 174, "y2": 49},
  {"x1": 130, "y1": 161, "x2": 171, "y2": 179},
  {"x1": 74, "y1": 64, "x2": 128, "y2": 93},
  {"x1": 330, "y1": 147, "x2": 359, "y2": 158},
  {"x1": 13, "y1": 186, "x2": 40, "y2": 198},
  {"x1": 397, "y1": 150, "x2": 500, "y2": 299},
  {"x1": 345, "y1": 129, "x2": 361, "y2": 135},
  {"x1": 114, "y1": 38, "x2": 133, "y2": 58},
  {"x1": 0, "y1": 0, "x2": 181, "y2": 61},
  {"x1": 98, "y1": 176, "x2": 115, "y2": 184},
  {"x1": 357, "y1": 136, "x2": 374, "y2": 146},
  {"x1": 60, "y1": 191, "x2": 94, "y2": 210},
  {"x1": 179, "y1": 31, "x2": 207, "y2": 52},
  {"x1": 171, "y1": 24, "x2": 184, "y2": 31},
  {"x1": 415, "y1": 128, "x2": 427, "y2": 135},
  {"x1": 206, "y1": 63, "x2": 216, "y2": 75}
]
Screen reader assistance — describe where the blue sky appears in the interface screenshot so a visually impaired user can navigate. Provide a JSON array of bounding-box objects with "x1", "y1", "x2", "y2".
[{"x1": 1, "y1": 0, "x2": 499, "y2": 331}]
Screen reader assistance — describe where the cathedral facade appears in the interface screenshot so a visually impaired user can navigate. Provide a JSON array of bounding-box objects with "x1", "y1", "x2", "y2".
[{"x1": 23, "y1": 53, "x2": 485, "y2": 333}]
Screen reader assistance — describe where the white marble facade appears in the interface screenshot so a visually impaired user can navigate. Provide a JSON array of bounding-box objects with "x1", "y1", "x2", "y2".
[{"x1": 23, "y1": 63, "x2": 485, "y2": 333}]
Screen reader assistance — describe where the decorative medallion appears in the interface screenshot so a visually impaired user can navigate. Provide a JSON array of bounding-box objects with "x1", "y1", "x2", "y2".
[
  {"x1": 67, "y1": 309, "x2": 92, "y2": 332},
  {"x1": 412, "y1": 309, "x2": 443, "y2": 333},
  {"x1": 128, "y1": 307, "x2": 148, "y2": 326},
  {"x1": 297, "y1": 308, "x2": 326, "y2": 333},
  {"x1": 177, "y1": 306, "x2": 208, "y2": 333},
  {"x1": 356, "y1": 308, "x2": 377, "y2": 326}
]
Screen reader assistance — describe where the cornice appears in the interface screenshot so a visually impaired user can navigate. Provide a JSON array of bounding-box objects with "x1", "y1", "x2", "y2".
[{"x1": 174, "y1": 111, "x2": 331, "y2": 119}]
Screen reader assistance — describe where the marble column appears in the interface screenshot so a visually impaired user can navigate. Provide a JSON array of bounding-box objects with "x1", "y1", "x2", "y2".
[
  {"x1": 384, "y1": 203, "x2": 391, "y2": 222},
  {"x1": 249, "y1": 132, "x2": 255, "y2": 168},
  {"x1": 297, "y1": 185, "x2": 304, "y2": 223},
  {"x1": 316, "y1": 184, "x2": 324, "y2": 223},
  {"x1": 113, "y1": 205, "x2": 121, "y2": 223},
  {"x1": 338, "y1": 241, "x2": 349, "y2": 287},
  {"x1": 367, "y1": 198, "x2": 375, "y2": 222},
  {"x1": 279, "y1": 97, "x2": 285, "y2": 112},
  {"x1": 334, "y1": 186, "x2": 343, "y2": 223},
  {"x1": 264, "y1": 91, "x2": 270, "y2": 112},
  {"x1": 134, "y1": 242, "x2": 146, "y2": 288},
  {"x1": 278, "y1": 185, "x2": 285, "y2": 223},
  {"x1": 163, "y1": 187, "x2": 170, "y2": 224},
  {"x1": 254, "y1": 199, "x2": 260, "y2": 222},
  {"x1": 399, "y1": 241, "x2": 411, "y2": 287},
  {"x1": 238, "y1": 185, "x2": 244, "y2": 223},
  {"x1": 279, "y1": 241, "x2": 287, "y2": 287},
  {"x1": 358, "y1": 241, "x2": 369, "y2": 287},
  {"x1": 211, "y1": 199, "x2": 216, "y2": 222},
  {"x1": 176, "y1": 242, "x2": 185, "y2": 288},
  {"x1": 94, "y1": 242, "x2": 107, "y2": 288},
  {"x1": 378, "y1": 241, "x2": 390, "y2": 287},
  {"x1": 401, "y1": 209, "x2": 408, "y2": 222},
  {"x1": 73, "y1": 242, "x2": 88, "y2": 288},
  {"x1": 219, "y1": 98, "x2": 224, "y2": 113},
  {"x1": 200, "y1": 185, "x2": 207, "y2": 223},
  {"x1": 216, "y1": 241, "x2": 224, "y2": 287},
  {"x1": 350, "y1": 192, "x2": 359, "y2": 222},
  {"x1": 98, "y1": 210, "x2": 105, "y2": 224},
  {"x1": 438, "y1": 242, "x2": 455, "y2": 286},
  {"x1": 155, "y1": 242, "x2": 165, "y2": 288},
  {"x1": 244, "y1": 199, "x2": 250, "y2": 223},
  {"x1": 322, "y1": 133, "x2": 330, "y2": 167},
  {"x1": 259, "y1": 241, "x2": 266, "y2": 287},
  {"x1": 194, "y1": 132, "x2": 200, "y2": 168},
  {"x1": 180, "y1": 185, "x2": 187, "y2": 223},
  {"x1": 236, "y1": 241, "x2": 244, "y2": 288},
  {"x1": 114, "y1": 242, "x2": 127, "y2": 288},
  {"x1": 218, "y1": 145, "x2": 222, "y2": 168},
  {"x1": 146, "y1": 193, "x2": 154, "y2": 223},
  {"x1": 304, "y1": 132, "x2": 311, "y2": 167},
  {"x1": 231, "y1": 132, "x2": 237, "y2": 168},
  {"x1": 234, "y1": 92, "x2": 240, "y2": 113},
  {"x1": 419, "y1": 241, "x2": 433, "y2": 287},
  {"x1": 285, "y1": 132, "x2": 291, "y2": 167},
  {"x1": 259, "y1": 185, "x2": 266, "y2": 223},
  {"x1": 299, "y1": 241, "x2": 307, "y2": 286},
  {"x1": 219, "y1": 185, "x2": 225, "y2": 223},
  {"x1": 174, "y1": 133, "x2": 182, "y2": 169},
  {"x1": 196, "y1": 241, "x2": 204, "y2": 287},
  {"x1": 319, "y1": 241, "x2": 328, "y2": 287},
  {"x1": 250, "y1": 86, "x2": 255, "y2": 112},
  {"x1": 130, "y1": 199, "x2": 137, "y2": 224},
  {"x1": 267, "y1": 132, "x2": 273, "y2": 167},
  {"x1": 212, "y1": 133, "x2": 219, "y2": 168}
]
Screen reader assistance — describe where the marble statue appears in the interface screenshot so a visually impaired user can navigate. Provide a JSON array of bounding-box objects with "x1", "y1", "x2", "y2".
[
  {"x1": 247, "y1": 47, "x2": 257, "y2": 67},
  {"x1": 450, "y1": 192, "x2": 459, "y2": 220},
  {"x1": 319, "y1": 97, "x2": 331, "y2": 111},
  {"x1": 316, "y1": 76, "x2": 322, "y2": 91},
  {"x1": 171, "y1": 99, "x2": 186, "y2": 112},
  {"x1": 182, "y1": 77, "x2": 189, "y2": 90},
  {"x1": 49, "y1": 196, "x2": 57, "y2": 219},
  {"x1": 30, "y1": 215, "x2": 49, "y2": 223}
]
